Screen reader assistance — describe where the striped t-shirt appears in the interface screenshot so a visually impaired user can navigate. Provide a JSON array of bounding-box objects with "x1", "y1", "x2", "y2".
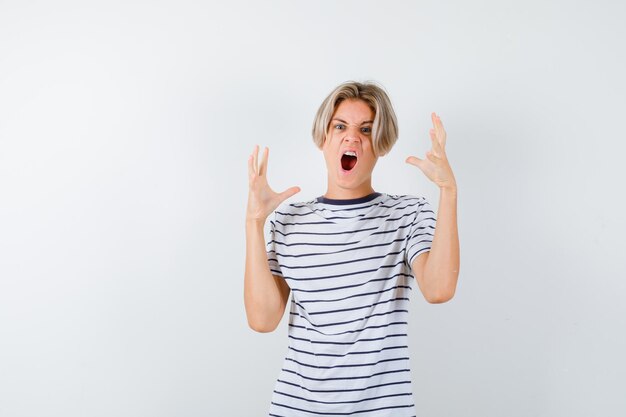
[{"x1": 265, "y1": 191, "x2": 437, "y2": 417}]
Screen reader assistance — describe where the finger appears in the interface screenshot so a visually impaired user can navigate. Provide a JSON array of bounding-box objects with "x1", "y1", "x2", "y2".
[
  {"x1": 258, "y1": 146, "x2": 268, "y2": 177},
  {"x1": 429, "y1": 130, "x2": 440, "y2": 158},
  {"x1": 280, "y1": 186, "x2": 301, "y2": 202},
  {"x1": 252, "y1": 144, "x2": 259, "y2": 175},
  {"x1": 248, "y1": 153, "x2": 254, "y2": 180},
  {"x1": 426, "y1": 150, "x2": 440, "y2": 163},
  {"x1": 405, "y1": 155, "x2": 424, "y2": 170},
  {"x1": 431, "y1": 113, "x2": 440, "y2": 135},
  {"x1": 433, "y1": 113, "x2": 447, "y2": 147},
  {"x1": 429, "y1": 129, "x2": 439, "y2": 158},
  {"x1": 431, "y1": 112, "x2": 438, "y2": 134},
  {"x1": 430, "y1": 129, "x2": 445, "y2": 158},
  {"x1": 432, "y1": 112, "x2": 444, "y2": 129},
  {"x1": 431, "y1": 114, "x2": 442, "y2": 147},
  {"x1": 248, "y1": 146, "x2": 257, "y2": 178}
]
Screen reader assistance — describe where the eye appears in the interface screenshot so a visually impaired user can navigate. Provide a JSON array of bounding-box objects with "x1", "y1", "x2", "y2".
[
  {"x1": 334, "y1": 124, "x2": 345, "y2": 130},
  {"x1": 361, "y1": 127, "x2": 372, "y2": 134}
]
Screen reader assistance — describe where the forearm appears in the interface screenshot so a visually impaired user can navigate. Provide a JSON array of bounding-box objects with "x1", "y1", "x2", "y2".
[
  {"x1": 244, "y1": 219, "x2": 286, "y2": 331},
  {"x1": 423, "y1": 186, "x2": 460, "y2": 301}
]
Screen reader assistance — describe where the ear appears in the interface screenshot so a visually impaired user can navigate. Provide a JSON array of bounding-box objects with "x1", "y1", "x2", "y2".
[{"x1": 319, "y1": 135, "x2": 328, "y2": 151}]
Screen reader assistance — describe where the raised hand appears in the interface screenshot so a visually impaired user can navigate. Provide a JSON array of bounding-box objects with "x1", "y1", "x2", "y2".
[
  {"x1": 247, "y1": 145, "x2": 301, "y2": 221},
  {"x1": 405, "y1": 112, "x2": 457, "y2": 190}
]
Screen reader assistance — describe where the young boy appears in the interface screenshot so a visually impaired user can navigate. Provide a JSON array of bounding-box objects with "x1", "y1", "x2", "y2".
[{"x1": 245, "y1": 80, "x2": 459, "y2": 416}]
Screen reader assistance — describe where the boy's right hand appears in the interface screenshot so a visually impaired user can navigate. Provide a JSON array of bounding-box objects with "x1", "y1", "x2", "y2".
[{"x1": 246, "y1": 145, "x2": 301, "y2": 222}]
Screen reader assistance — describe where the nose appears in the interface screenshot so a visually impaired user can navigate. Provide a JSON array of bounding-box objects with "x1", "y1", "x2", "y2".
[{"x1": 342, "y1": 125, "x2": 363, "y2": 142}]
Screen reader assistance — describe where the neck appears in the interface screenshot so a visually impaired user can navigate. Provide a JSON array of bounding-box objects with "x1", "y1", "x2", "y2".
[{"x1": 323, "y1": 182, "x2": 375, "y2": 200}]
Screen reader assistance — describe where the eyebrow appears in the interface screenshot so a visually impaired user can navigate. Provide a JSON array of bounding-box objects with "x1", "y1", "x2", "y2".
[{"x1": 331, "y1": 118, "x2": 374, "y2": 125}]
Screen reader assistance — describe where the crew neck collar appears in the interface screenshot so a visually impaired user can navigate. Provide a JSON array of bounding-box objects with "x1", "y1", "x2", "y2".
[{"x1": 316, "y1": 192, "x2": 382, "y2": 205}]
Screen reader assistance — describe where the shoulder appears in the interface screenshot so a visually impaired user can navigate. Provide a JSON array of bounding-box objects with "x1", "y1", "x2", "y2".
[
  {"x1": 277, "y1": 197, "x2": 315, "y2": 214},
  {"x1": 270, "y1": 197, "x2": 317, "y2": 224},
  {"x1": 385, "y1": 192, "x2": 428, "y2": 207},
  {"x1": 383, "y1": 193, "x2": 435, "y2": 221}
]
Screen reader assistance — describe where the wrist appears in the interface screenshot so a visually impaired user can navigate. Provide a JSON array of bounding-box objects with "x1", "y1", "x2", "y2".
[
  {"x1": 440, "y1": 184, "x2": 457, "y2": 195},
  {"x1": 246, "y1": 217, "x2": 266, "y2": 226}
]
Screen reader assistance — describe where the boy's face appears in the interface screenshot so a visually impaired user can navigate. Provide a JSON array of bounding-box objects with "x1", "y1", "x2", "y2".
[{"x1": 321, "y1": 99, "x2": 378, "y2": 194}]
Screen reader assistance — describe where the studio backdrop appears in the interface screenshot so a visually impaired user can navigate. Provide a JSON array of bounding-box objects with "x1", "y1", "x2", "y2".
[{"x1": 0, "y1": 1, "x2": 624, "y2": 416}]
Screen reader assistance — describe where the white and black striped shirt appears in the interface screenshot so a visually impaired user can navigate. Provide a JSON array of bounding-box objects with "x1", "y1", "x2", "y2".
[{"x1": 265, "y1": 191, "x2": 436, "y2": 417}]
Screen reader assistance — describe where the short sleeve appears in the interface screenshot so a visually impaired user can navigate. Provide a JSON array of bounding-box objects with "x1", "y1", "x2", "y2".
[
  {"x1": 266, "y1": 211, "x2": 284, "y2": 278},
  {"x1": 405, "y1": 196, "x2": 437, "y2": 267}
]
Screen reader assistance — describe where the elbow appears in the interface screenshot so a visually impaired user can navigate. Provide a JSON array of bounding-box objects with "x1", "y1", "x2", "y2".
[
  {"x1": 249, "y1": 323, "x2": 276, "y2": 333},
  {"x1": 247, "y1": 318, "x2": 278, "y2": 333},
  {"x1": 244, "y1": 296, "x2": 283, "y2": 333},
  {"x1": 424, "y1": 271, "x2": 458, "y2": 304},
  {"x1": 425, "y1": 288, "x2": 456, "y2": 304}
]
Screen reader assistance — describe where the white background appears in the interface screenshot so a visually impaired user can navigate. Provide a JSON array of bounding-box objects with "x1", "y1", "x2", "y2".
[{"x1": 1, "y1": 1, "x2": 625, "y2": 416}]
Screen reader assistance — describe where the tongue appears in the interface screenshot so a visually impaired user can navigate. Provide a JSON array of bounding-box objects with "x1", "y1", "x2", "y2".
[{"x1": 341, "y1": 154, "x2": 357, "y2": 170}]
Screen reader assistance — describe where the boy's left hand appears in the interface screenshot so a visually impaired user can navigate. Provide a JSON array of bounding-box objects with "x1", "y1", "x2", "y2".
[{"x1": 405, "y1": 112, "x2": 457, "y2": 190}]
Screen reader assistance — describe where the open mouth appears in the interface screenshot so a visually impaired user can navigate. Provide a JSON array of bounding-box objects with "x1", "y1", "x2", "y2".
[{"x1": 341, "y1": 153, "x2": 358, "y2": 171}]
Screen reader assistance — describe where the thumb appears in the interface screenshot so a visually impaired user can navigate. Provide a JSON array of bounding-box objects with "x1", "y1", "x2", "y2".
[
  {"x1": 405, "y1": 156, "x2": 424, "y2": 170},
  {"x1": 279, "y1": 186, "x2": 301, "y2": 202}
]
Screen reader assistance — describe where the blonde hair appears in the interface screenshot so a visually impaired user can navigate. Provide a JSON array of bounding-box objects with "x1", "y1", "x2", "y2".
[{"x1": 311, "y1": 80, "x2": 399, "y2": 157}]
